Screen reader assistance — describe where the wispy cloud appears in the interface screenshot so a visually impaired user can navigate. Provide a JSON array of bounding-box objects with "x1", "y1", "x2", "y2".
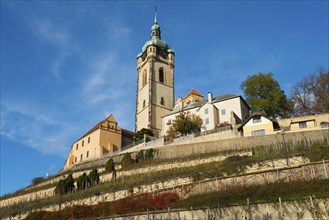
[
  {"x1": 1, "y1": 100, "x2": 77, "y2": 157},
  {"x1": 31, "y1": 19, "x2": 72, "y2": 80}
]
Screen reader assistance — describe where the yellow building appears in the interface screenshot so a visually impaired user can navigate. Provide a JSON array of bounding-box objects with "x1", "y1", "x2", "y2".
[
  {"x1": 64, "y1": 115, "x2": 134, "y2": 169},
  {"x1": 239, "y1": 112, "x2": 280, "y2": 137},
  {"x1": 239, "y1": 112, "x2": 329, "y2": 137},
  {"x1": 278, "y1": 113, "x2": 329, "y2": 132}
]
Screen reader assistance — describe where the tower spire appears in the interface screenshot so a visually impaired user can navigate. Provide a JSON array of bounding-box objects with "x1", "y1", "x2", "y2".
[{"x1": 154, "y1": 6, "x2": 157, "y2": 23}]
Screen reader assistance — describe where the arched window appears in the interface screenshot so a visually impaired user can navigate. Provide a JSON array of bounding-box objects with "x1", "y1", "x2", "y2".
[
  {"x1": 159, "y1": 68, "x2": 164, "y2": 83},
  {"x1": 142, "y1": 70, "x2": 147, "y2": 87}
]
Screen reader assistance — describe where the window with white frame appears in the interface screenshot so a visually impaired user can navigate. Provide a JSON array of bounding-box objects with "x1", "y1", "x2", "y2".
[
  {"x1": 221, "y1": 109, "x2": 226, "y2": 115},
  {"x1": 205, "y1": 118, "x2": 209, "y2": 125},
  {"x1": 251, "y1": 129, "x2": 266, "y2": 136},
  {"x1": 204, "y1": 108, "x2": 208, "y2": 114}
]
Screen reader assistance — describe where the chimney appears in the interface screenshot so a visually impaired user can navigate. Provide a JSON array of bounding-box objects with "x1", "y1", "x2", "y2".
[{"x1": 208, "y1": 92, "x2": 213, "y2": 103}]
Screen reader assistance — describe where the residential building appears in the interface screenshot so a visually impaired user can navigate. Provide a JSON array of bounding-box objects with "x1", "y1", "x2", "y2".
[
  {"x1": 162, "y1": 89, "x2": 250, "y2": 136},
  {"x1": 238, "y1": 112, "x2": 280, "y2": 137}
]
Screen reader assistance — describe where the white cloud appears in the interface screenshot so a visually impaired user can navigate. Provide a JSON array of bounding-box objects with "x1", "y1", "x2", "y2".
[
  {"x1": 1, "y1": 100, "x2": 77, "y2": 157},
  {"x1": 31, "y1": 19, "x2": 72, "y2": 80}
]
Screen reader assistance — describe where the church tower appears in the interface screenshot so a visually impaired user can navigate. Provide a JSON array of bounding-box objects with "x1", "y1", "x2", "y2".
[{"x1": 135, "y1": 12, "x2": 175, "y2": 137}]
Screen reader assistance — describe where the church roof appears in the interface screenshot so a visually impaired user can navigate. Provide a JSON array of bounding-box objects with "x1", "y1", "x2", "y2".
[
  {"x1": 184, "y1": 88, "x2": 204, "y2": 99},
  {"x1": 139, "y1": 13, "x2": 174, "y2": 55}
]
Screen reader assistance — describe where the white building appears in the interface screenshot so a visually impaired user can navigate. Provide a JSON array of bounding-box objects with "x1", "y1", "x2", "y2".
[{"x1": 162, "y1": 89, "x2": 250, "y2": 136}]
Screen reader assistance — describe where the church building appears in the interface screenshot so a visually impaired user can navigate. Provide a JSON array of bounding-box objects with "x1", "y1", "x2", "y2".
[{"x1": 135, "y1": 13, "x2": 175, "y2": 137}]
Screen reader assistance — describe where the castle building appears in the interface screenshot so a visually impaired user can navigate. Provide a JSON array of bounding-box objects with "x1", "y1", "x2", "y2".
[
  {"x1": 135, "y1": 13, "x2": 175, "y2": 137},
  {"x1": 64, "y1": 115, "x2": 134, "y2": 169}
]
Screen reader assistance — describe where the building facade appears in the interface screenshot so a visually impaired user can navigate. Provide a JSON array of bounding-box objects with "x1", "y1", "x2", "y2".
[
  {"x1": 64, "y1": 115, "x2": 133, "y2": 169},
  {"x1": 135, "y1": 15, "x2": 175, "y2": 137},
  {"x1": 162, "y1": 89, "x2": 250, "y2": 136}
]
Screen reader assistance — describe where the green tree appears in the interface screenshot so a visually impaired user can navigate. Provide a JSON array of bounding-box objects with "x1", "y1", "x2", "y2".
[
  {"x1": 165, "y1": 111, "x2": 203, "y2": 140},
  {"x1": 77, "y1": 173, "x2": 89, "y2": 190},
  {"x1": 31, "y1": 176, "x2": 45, "y2": 185},
  {"x1": 133, "y1": 128, "x2": 153, "y2": 141},
  {"x1": 135, "y1": 150, "x2": 145, "y2": 163},
  {"x1": 144, "y1": 148, "x2": 154, "y2": 160},
  {"x1": 105, "y1": 158, "x2": 115, "y2": 172},
  {"x1": 121, "y1": 153, "x2": 134, "y2": 168},
  {"x1": 88, "y1": 169, "x2": 100, "y2": 187},
  {"x1": 240, "y1": 72, "x2": 291, "y2": 118},
  {"x1": 65, "y1": 174, "x2": 74, "y2": 193}
]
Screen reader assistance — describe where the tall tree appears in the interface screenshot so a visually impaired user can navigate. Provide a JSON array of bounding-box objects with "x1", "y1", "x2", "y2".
[
  {"x1": 240, "y1": 72, "x2": 291, "y2": 119},
  {"x1": 290, "y1": 69, "x2": 329, "y2": 115}
]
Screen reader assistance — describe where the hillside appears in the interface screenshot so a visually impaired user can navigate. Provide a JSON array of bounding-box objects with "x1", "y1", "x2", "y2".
[{"x1": 0, "y1": 129, "x2": 328, "y2": 219}]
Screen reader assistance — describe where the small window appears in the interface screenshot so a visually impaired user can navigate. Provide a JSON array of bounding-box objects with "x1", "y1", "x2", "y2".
[
  {"x1": 80, "y1": 154, "x2": 83, "y2": 162},
  {"x1": 86, "y1": 151, "x2": 89, "y2": 158},
  {"x1": 251, "y1": 129, "x2": 266, "y2": 136},
  {"x1": 76, "y1": 144, "x2": 78, "y2": 150},
  {"x1": 142, "y1": 70, "x2": 147, "y2": 87},
  {"x1": 143, "y1": 100, "x2": 146, "y2": 108},
  {"x1": 221, "y1": 109, "x2": 226, "y2": 115},
  {"x1": 205, "y1": 118, "x2": 209, "y2": 125},
  {"x1": 299, "y1": 122, "x2": 307, "y2": 128},
  {"x1": 160, "y1": 97, "x2": 165, "y2": 105},
  {"x1": 82, "y1": 140, "x2": 84, "y2": 147},
  {"x1": 88, "y1": 137, "x2": 90, "y2": 143},
  {"x1": 75, "y1": 157, "x2": 77, "y2": 163},
  {"x1": 253, "y1": 116, "x2": 262, "y2": 123},
  {"x1": 159, "y1": 68, "x2": 164, "y2": 83},
  {"x1": 205, "y1": 108, "x2": 209, "y2": 114},
  {"x1": 167, "y1": 119, "x2": 172, "y2": 125}
]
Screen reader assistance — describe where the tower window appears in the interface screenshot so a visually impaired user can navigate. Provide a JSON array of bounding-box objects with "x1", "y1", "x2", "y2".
[
  {"x1": 76, "y1": 144, "x2": 78, "y2": 150},
  {"x1": 160, "y1": 97, "x2": 165, "y2": 105},
  {"x1": 142, "y1": 70, "x2": 147, "y2": 87},
  {"x1": 82, "y1": 140, "x2": 84, "y2": 147},
  {"x1": 143, "y1": 100, "x2": 146, "y2": 108},
  {"x1": 88, "y1": 137, "x2": 90, "y2": 143},
  {"x1": 159, "y1": 68, "x2": 164, "y2": 83},
  {"x1": 86, "y1": 151, "x2": 89, "y2": 158}
]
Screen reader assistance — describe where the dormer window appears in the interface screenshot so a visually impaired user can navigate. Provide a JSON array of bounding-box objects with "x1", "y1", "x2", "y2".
[{"x1": 253, "y1": 116, "x2": 262, "y2": 124}]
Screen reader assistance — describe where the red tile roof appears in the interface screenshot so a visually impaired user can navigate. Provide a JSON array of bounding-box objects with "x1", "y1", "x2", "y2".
[{"x1": 184, "y1": 88, "x2": 203, "y2": 99}]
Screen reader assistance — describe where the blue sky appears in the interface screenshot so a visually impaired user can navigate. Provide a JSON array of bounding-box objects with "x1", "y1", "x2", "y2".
[{"x1": 1, "y1": 1, "x2": 328, "y2": 196}]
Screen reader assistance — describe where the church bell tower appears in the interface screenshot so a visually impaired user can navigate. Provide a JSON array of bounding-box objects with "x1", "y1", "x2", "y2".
[{"x1": 135, "y1": 12, "x2": 175, "y2": 137}]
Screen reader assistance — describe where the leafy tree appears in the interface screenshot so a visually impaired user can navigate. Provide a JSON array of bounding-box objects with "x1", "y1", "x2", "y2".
[
  {"x1": 31, "y1": 177, "x2": 45, "y2": 185},
  {"x1": 88, "y1": 169, "x2": 100, "y2": 187},
  {"x1": 165, "y1": 111, "x2": 203, "y2": 140},
  {"x1": 55, "y1": 179, "x2": 66, "y2": 195},
  {"x1": 290, "y1": 69, "x2": 329, "y2": 116},
  {"x1": 133, "y1": 128, "x2": 153, "y2": 141},
  {"x1": 135, "y1": 150, "x2": 145, "y2": 163},
  {"x1": 54, "y1": 174, "x2": 74, "y2": 195},
  {"x1": 105, "y1": 158, "x2": 115, "y2": 172},
  {"x1": 77, "y1": 173, "x2": 89, "y2": 191},
  {"x1": 65, "y1": 174, "x2": 74, "y2": 193},
  {"x1": 240, "y1": 72, "x2": 291, "y2": 118},
  {"x1": 121, "y1": 153, "x2": 134, "y2": 168},
  {"x1": 144, "y1": 148, "x2": 154, "y2": 160}
]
